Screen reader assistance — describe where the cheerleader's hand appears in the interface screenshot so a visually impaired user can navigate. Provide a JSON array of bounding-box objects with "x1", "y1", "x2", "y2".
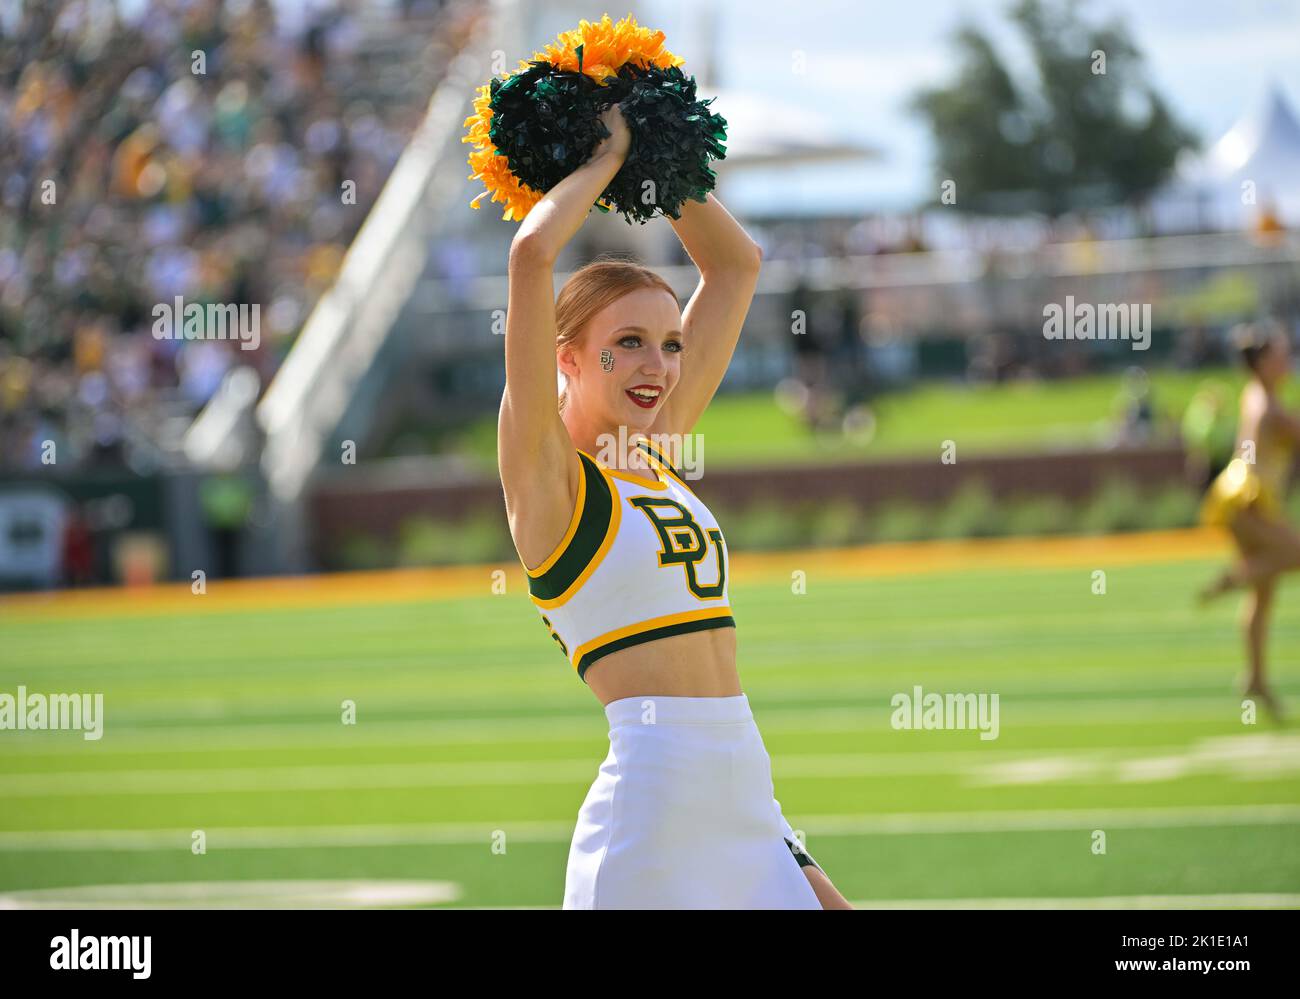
[{"x1": 594, "y1": 102, "x2": 631, "y2": 163}]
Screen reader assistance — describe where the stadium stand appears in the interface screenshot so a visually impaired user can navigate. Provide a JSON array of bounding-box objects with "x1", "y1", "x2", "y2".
[{"x1": 0, "y1": 0, "x2": 483, "y2": 473}]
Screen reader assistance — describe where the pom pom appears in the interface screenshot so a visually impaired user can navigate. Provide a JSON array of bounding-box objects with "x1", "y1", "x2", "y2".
[
  {"x1": 599, "y1": 62, "x2": 727, "y2": 224},
  {"x1": 461, "y1": 13, "x2": 726, "y2": 224}
]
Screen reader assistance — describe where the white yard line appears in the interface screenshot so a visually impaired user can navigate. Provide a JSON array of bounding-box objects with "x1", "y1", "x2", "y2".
[
  {"x1": 6, "y1": 734, "x2": 1298, "y2": 794},
  {"x1": 0, "y1": 696, "x2": 1266, "y2": 755},
  {"x1": 0, "y1": 746, "x2": 1193, "y2": 795},
  {"x1": 2, "y1": 803, "x2": 1297, "y2": 851},
  {"x1": 0, "y1": 879, "x2": 461, "y2": 909}
]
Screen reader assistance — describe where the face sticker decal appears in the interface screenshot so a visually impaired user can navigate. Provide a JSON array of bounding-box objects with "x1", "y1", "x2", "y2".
[{"x1": 600, "y1": 349, "x2": 614, "y2": 372}]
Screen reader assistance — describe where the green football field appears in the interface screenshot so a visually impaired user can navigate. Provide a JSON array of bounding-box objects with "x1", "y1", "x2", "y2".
[{"x1": 1, "y1": 539, "x2": 1297, "y2": 909}]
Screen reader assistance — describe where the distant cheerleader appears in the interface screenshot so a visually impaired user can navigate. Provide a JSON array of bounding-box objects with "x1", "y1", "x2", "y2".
[{"x1": 1198, "y1": 320, "x2": 1300, "y2": 718}]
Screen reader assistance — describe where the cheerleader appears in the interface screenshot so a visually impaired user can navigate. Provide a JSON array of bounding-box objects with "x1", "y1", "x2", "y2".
[
  {"x1": 1198, "y1": 321, "x2": 1300, "y2": 718},
  {"x1": 497, "y1": 103, "x2": 852, "y2": 909}
]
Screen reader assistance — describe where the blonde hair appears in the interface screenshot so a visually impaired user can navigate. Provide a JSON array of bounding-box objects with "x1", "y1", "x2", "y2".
[{"x1": 555, "y1": 257, "x2": 677, "y2": 414}]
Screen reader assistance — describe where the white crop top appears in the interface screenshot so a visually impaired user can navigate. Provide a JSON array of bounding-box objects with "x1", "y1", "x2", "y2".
[{"x1": 524, "y1": 438, "x2": 733, "y2": 682}]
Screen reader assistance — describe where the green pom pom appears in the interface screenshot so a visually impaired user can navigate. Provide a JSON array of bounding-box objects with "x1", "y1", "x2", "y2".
[
  {"x1": 599, "y1": 63, "x2": 727, "y2": 224},
  {"x1": 486, "y1": 61, "x2": 727, "y2": 225}
]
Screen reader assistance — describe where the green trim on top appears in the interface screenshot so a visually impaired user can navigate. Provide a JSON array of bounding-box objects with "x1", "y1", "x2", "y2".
[
  {"x1": 527, "y1": 452, "x2": 613, "y2": 602},
  {"x1": 637, "y1": 439, "x2": 685, "y2": 480},
  {"x1": 577, "y1": 614, "x2": 736, "y2": 682}
]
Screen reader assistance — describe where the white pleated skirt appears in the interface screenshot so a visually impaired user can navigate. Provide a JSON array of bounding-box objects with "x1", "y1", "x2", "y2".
[{"x1": 563, "y1": 693, "x2": 822, "y2": 909}]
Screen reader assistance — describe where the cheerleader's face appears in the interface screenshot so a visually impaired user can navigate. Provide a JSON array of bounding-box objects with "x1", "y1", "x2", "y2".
[{"x1": 561, "y1": 287, "x2": 682, "y2": 430}]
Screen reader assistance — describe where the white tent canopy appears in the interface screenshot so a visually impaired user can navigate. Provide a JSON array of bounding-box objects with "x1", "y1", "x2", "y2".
[
  {"x1": 705, "y1": 88, "x2": 879, "y2": 168},
  {"x1": 1163, "y1": 83, "x2": 1300, "y2": 227}
]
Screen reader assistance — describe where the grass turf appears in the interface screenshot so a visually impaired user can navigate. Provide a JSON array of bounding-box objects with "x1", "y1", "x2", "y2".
[
  {"x1": 0, "y1": 545, "x2": 1297, "y2": 908},
  {"x1": 454, "y1": 365, "x2": 1295, "y2": 470}
]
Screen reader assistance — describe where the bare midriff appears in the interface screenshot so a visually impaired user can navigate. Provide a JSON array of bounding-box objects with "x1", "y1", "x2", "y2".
[{"x1": 583, "y1": 625, "x2": 741, "y2": 705}]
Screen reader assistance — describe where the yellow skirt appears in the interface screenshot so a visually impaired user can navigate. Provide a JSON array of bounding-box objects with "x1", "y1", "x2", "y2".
[{"x1": 1199, "y1": 458, "x2": 1281, "y2": 527}]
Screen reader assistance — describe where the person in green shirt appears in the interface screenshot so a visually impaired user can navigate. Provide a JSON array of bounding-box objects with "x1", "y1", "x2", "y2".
[{"x1": 199, "y1": 471, "x2": 254, "y2": 578}]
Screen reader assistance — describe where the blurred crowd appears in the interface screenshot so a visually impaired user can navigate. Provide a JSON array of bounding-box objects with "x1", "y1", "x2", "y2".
[{"x1": 0, "y1": 0, "x2": 476, "y2": 473}]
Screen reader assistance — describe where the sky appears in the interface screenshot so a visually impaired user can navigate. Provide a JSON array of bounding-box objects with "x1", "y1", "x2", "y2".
[
  {"x1": 211, "y1": 0, "x2": 1300, "y2": 215},
  {"x1": 625, "y1": 0, "x2": 1300, "y2": 214}
]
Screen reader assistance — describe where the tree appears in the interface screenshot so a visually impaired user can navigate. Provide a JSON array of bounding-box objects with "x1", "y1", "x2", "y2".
[{"x1": 910, "y1": 0, "x2": 1197, "y2": 216}]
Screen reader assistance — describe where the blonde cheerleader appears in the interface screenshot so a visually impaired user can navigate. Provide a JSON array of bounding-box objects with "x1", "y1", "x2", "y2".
[
  {"x1": 477, "y1": 14, "x2": 851, "y2": 907},
  {"x1": 1198, "y1": 321, "x2": 1300, "y2": 718}
]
